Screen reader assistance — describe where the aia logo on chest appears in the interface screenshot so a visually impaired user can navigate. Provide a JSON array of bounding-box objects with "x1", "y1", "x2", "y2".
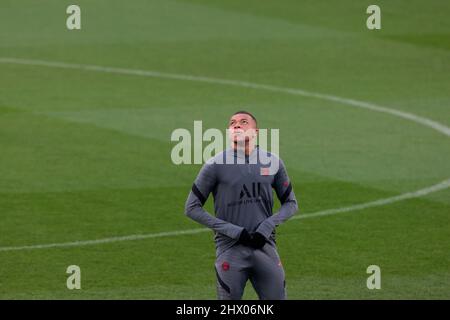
[{"x1": 240, "y1": 182, "x2": 261, "y2": 199}]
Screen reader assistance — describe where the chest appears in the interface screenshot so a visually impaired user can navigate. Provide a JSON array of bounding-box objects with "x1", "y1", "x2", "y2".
[{"x1": 216, "y1": 164, "x2": 274, "y2": 188}]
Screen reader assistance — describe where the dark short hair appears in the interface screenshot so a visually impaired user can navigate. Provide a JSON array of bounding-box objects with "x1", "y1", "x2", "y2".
[{"x1": 232, "y1": 111, "x2": 257, "y2": 127}]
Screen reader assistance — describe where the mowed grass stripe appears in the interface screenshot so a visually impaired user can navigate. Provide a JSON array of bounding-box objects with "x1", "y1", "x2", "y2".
[
  {"x1": 1, "y1": 57, "x2": 449, "y2": 138},
  {"x1": 0, "y1": 177, "x2": 448, "y2": 252}
]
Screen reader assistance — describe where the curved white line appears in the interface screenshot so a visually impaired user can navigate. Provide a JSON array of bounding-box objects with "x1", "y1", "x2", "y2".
[
  {"x1": 0, "y1": 57, "x2": 449, "y2": 137},
  {"x1": 0, "y1": 57, "x2": 448, "y2": 252},
  {"x1": 0, "y1": 178, "x2": 448, "y2": 252}
]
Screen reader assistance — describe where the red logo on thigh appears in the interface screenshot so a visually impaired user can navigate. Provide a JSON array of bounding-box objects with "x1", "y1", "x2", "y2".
[{"x1": 222, "y1": 262, "x2": 230, "y2": 271}]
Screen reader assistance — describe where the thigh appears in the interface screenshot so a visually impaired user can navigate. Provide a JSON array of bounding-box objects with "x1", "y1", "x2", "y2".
[
  {"x1": 215, "y1": 245, "x2": 250, "y2": 300},
  {"x1": 250, "y1": 244, "x2": 286, "y2": 300}
]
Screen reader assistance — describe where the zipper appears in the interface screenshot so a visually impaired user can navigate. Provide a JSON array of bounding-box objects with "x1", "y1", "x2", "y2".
[{"x1": 245, "y1": 155, "x2": 250, "y2": 174}]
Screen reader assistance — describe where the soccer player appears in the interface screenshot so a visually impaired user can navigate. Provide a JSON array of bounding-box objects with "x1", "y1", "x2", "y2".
[{"x1": 184, "y1": 111, "x2": 298, "y2": 300}]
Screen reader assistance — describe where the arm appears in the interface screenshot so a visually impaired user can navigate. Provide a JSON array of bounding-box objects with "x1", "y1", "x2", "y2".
[
  {"x1": 255, "y1": 159, "x2": 299, "y2": 239},
  {"x1": 184, "y1": 161, "x2": 244, "y2": 240}
]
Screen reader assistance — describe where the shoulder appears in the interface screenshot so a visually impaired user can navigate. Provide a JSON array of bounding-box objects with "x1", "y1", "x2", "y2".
[
  {"x1": 257, "y1": 148, "x2": 285, "y2": 166},
  {"x1": 202, "y1": 150, "x2": 230, "y2": 172},
  {"x1": 205, "y1": 150, "x2": 227, "y2": 165}
]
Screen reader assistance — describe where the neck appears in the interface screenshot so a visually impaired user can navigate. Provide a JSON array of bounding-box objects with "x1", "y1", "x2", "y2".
[{"x1": 232, "y1": 140, "x2": 256, "y2": 156}]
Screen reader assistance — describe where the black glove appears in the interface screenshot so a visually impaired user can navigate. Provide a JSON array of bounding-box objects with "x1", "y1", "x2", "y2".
[
  {"x1": 249, "y1": 232, "x2": 267, "y2": 249},
  {"x1": 238, "y1": 229, "x2": 252, "y2": 246}
]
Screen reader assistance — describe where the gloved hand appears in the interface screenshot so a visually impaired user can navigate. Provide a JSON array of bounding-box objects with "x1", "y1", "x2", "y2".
[
  {"x1": 238, "y1": 228, "x2": 252, "y2": 246},
  {"x1": 249, "y1": 232, "x2": 267, "y2": 249}
]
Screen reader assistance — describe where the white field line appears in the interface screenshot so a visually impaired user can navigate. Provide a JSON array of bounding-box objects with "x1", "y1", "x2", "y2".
[
  {"x1": 0, "y1": 57, "x2": 449, "y2": 252},
  {"x1": 1, "y1": 178, "x2": 448, "y2": 253},
  {"x1": 0, "y1": 57, "x2": 449, "y2": 138}
]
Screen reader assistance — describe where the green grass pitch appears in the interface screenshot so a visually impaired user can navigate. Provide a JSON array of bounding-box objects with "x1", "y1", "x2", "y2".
[{"x1": 0, "y1": 0, "x2": 449, "y2": 299}]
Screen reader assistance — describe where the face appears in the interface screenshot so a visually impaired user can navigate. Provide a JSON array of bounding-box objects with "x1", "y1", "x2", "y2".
[{"x1": 228, "y1": 113, "x2": 258, "y2": 144}]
